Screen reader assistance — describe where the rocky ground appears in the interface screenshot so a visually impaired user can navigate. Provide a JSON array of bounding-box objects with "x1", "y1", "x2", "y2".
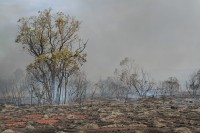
[{"x1": 0, "y1": 97, "x2": 200, "y2": 133}]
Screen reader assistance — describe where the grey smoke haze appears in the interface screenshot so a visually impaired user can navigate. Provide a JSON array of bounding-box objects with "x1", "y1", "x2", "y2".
[{"x1": 0, "y1": 0, "x2": 200, "y2": 84}]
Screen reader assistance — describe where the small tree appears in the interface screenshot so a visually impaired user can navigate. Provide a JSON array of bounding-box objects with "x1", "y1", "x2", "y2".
[
  {"x1": 90, "y1": 83, "x2": 98, "y2": 106},
  {"x1": 108, "y1": 77, "x2": 127, "y2": 101},
  {"x1": 131, "y1": 69, "x2": 155, "y2": 97},
  {"x1": 163, "y1": 77, "x2": 180, "y2": 96},
  {"x1": 114, "y1": 57, "x2": 137, "y2": 103},
  {"x1": 186, "y1": 70, "x2": 200, "y2": 98},
  {"x1": 68, "y1": 71, "x2": 89, "y2": 105},
  {"x1": 114, "y1": 57, "x2": 154, "y2": 102},
  {"x1": 0, "y1": 79, "x2": 13, "y2": 103},
  {"x1": 156, "y1": 81, "x2": 166, "y2": 97},
  {"x1": 0, "y1": 69, "x2": 28, "y2": 105}
]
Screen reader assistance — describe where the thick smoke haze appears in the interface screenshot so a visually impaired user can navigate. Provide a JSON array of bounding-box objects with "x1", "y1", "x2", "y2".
[{"x1": 1, "y1": 0, "x2": 200, "y2": 84}]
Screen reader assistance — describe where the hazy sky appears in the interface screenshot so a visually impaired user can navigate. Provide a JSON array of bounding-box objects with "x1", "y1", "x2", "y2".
[{"x1": 1, "y1": 0, "x2": 200, "y2": 85}]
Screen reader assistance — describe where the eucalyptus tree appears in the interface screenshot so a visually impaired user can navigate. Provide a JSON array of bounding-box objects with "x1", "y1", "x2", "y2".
[
  {"x1": 114, "y1": 57, "x2": 155, "y2": 102},
  {"x1": 114, "y1": 57, "x2": 136, "y2": 102},
  {"x1": 16, "y1": 9, "x2": 87, "y2": 104}
]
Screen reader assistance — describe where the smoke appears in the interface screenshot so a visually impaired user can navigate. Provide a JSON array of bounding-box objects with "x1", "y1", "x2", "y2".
[{"x1": 0, "y1": 0, "x2": 200, "y2": 83}]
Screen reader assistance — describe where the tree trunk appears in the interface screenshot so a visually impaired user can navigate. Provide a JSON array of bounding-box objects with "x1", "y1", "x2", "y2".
[
  {"x1": 30, "y1": 87, "x2": 33, "y2": 105},
  {"x1": 51, "y1": 73, "x2": 56, "y2": 104},
  {"x1": 64, "y1": 73, "x2": 69, "y2": 104}
]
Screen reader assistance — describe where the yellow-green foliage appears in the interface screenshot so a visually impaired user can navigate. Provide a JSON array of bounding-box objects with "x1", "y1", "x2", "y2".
[{"x1": 16, "y1": 9, "x2": 87, "y2": 72}]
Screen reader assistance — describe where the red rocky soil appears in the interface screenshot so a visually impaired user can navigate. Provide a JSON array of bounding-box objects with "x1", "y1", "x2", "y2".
[{"x1": 0, "y1": 97, "x2": 200, "y2": 133}]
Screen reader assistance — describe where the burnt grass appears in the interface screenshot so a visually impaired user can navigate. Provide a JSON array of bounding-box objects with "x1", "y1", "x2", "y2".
[{"x1": 0, "y1": 97, "x2": 200, "y2": 133}]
